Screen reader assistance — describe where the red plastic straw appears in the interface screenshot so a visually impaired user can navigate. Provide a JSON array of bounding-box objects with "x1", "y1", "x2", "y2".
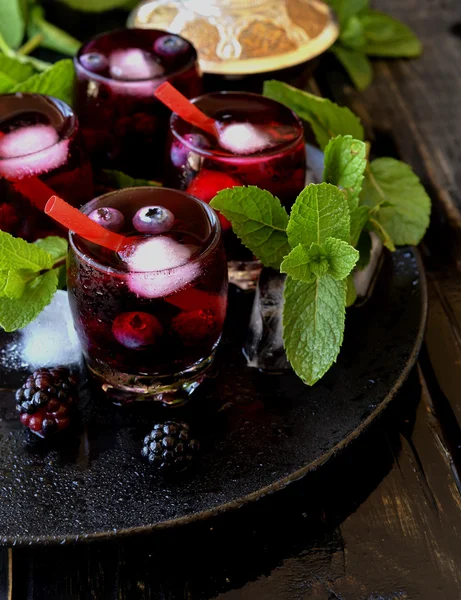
[
  {"x1": 12, "y1": 178, "x2": 56, "y2": 210},
  {"x1": 45, "y1": 196, "x2": 127, "y2": 252},
  {"x1": 154, "y1": 82, "x2": 217, "y2": 136}
]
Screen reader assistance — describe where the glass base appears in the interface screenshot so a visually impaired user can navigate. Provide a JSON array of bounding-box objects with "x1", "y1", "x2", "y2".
[
  {"x1": 228, "y1": 260, "x2": 262, "y2": 291},
  {"x1": 86, "y1": 351, "x2": 216, "y2": 406}
]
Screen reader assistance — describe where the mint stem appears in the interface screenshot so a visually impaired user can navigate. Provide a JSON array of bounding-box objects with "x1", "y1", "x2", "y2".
[{"x1": 17, "y1": 34, "x2": 44, "y2": 56}]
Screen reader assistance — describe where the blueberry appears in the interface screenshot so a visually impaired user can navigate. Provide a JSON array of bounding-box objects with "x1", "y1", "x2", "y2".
[
  {"x1": 112, "y1": 311, "x2": 163, "y2": 349},
  {"x1": 80, "y1": 52, "x2": 108, "y2": 73},
  {"x1": 170, "y1": 133, "x2": 211, "y2": 168},
  {"x1": 89, "y1": 207, "x2": 125, "y2": 232},
  {"x1": 132, "y1": 206, "x2": 175, "y2": 234},
  {"x1": 153, "y1": 35, "x2": 189, "y2": 58}
]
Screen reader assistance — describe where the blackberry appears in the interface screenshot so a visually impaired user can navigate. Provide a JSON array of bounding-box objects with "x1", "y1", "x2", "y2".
[
  {"x1": 15, "y1": 367, "x2": 78, "y2": 438},
  {"x1": 141, "y1": 421, "x2": 199, "y2": 473}
]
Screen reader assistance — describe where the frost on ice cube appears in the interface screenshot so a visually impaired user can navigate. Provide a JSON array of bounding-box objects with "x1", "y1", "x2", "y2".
[
  {"x1": 243, "y1": 268, "x2": 290, "y2": 372},
  {"x1": 109, "y1": 48, "x2": 164, "y2": 80},
  {"x1": 121, "y1": 236, "x2": 200, "y2": 299},
  {"x1": 218, "y1": 123, "x2": 273, "y2": 155},
  {"x1": 21, "y1": 291, "x2": 82, "y2": 368},
  {"x1": 0, "y1": 124, "x2": 69, "y2": 180}
]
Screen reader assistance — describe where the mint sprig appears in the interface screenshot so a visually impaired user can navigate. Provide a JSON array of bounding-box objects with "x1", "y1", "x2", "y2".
[
  {"x1": 10, "y1": 58, "x2": 74, "y2": 105},
  {"x1": 324, "y1": 1, "x2": 422, "y2": 90},
  {"x1": 0, "y1": 233, "x2": 67, "y2": 332}
]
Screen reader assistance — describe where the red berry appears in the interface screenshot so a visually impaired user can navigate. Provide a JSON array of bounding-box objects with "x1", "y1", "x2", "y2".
[
  {"x1": 172, "y1": 309, "x2": 217, "y2": 345},
  {"x1": 20, "y1": 413, "x2": 31, "y2": 427},
  {"x1": 186, "y1": 170, "x2": 241, "y2": 231},
  {"x1": 112, "y1": 311, "x2": 163, "y2": 349},
  {"x1": 28, "y1": 414, "x2": 44, "y2": 432}
]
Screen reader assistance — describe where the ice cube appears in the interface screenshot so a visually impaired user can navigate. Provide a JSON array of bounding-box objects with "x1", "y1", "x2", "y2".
[
  {"x1": 109, "y1": 48, "x2": 164, "y2": 80},
  {"x1": 218, "y1": 123, "x2": 273, "y2": 155},
  {"x1": 243, "y1": 268, "x2": 290, "y2": 372},
  {"x1": 121, "y1": 236, "x2": 192, "y2": 272},
  {"x1": 0, "y1": 124, "x2": 69, "y2": 180},
  {"x1": 0, "y1": 124, "x2": 58, "y2": 158},
  {"x1": 20, "y1": 291, "x2": 82, "y2": 368},
  {"x1": 128, "y1": 262, "x2": 200, "y2": 299}
]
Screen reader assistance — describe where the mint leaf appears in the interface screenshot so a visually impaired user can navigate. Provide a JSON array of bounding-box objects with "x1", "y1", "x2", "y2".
[
  {"x1": 330, "y1": 45, "x2": 373, "y2": 91},
  {"x1": 361, "y1": 11, "x2": 422, "y2": 57},
  {"x1": 0, "y1": 269, "x2": 58, "y2": 332},
  {"x1": 283, "y1": 275, "x2": 346, "y2": 385},
  {"x1": 368, "y1": 216, "x2": 395, "y2": 251},
  {"x1": 325, "y1": 0, "x2": 369, "y2": 26},
  {"x1": 0, "y1": 53, "x2": 35, "y2": 92},
  {"x1": 56, "y1": 0, "x2": 138, "y2": 11},
  {"x1": 0, "y1": 230, "x2": 52, "y2": 271},
  {"x1": 340, "y1": 16, "x2": 366, "y2": 50},
  {"x1": 28, "y1": 5, "x2": 80, "y2": 56},
  {"x1": 323, "y1": 238, "x2": 359, "y2": 280},
  {"x1": 350, "y1": 205, "x2": 370, "y2": 247},
  {"x1": 287, "y1": 183, "x2": 350, "y2": 248},
  {"x1": 10, "y1": 59, "x2": 74, "y2": 105},
  {"x1": 346, "y1": 275, "x2": 357, "y2": 307},
  {"x1": 0, "y1": 33, "x2": 50, "y2": 71},
  {"x1": 263, "y1": 80, "x2": 364, "y2": 150},
  {"x1": 34, "y1": 236, "x2": 68, "y2": 263},
  {"x1": 281, "y1": 243, "x2": 329, "y2": 283},
  {"x1": 281, "y1": 238, "x2": 358, "y2": 283},
  {"x1": 0, "y1": 0, "x2": 25, "y2": 49},
  {"x1": 210, "y1": 186, "x2": 290, "y2": 270},
  {"x1": 102, "y1": 169, "x2": 162, "y2": 190},
  {"x1": 323, "y1": 135, "x2": 367, "y2": 209},
  {"x1": 0, "y1": 270, "x2": 30, "y2": 299},
  {"x1": 361, "y1": 158, "x2": 430, "y2": 246}
]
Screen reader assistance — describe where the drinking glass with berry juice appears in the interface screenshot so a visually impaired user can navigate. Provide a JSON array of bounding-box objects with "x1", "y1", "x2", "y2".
[
  {"x1": 0, "y1": 94, "x2": 93, "y2": 241},
  {"x1": 67, "y1": 187, "x2": 228, "y2": 404},
  {"x1": 74, "y1": 29, "x2": 202, "y2": 180},
  {"x1": 165, "y1": 92, "x2": 306, "y2": 261}
]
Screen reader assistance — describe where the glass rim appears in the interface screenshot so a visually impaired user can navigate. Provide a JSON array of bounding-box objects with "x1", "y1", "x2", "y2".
[
  {"x1": 170, "y1": 90, "x2": 305, "y2": 161},
  {"x1": 75, "y1": 28, "x2": 199, "y2": 85},
  {"x1": 0, "y1": 93, "x2": 78, "y2": 161},
  {"x1": 69, "y1": 186, "x2": 222, "y2": 276}
]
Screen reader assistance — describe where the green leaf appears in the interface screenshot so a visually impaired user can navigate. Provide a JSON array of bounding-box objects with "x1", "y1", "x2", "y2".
[
  {"x1": 361, "y1": 158, "x2": 430, "y2": 246},
  {"x1": 340, "y1": 16, "x2": 366, "y2": 50},
  {"x1": 346, "y1": 274, "x2": 357, "y2": 307},
  {"x1": 10, "y1": 59, "x2": 75, "y2": 105},
  {"x1": 55, "y1": 0, "x2": 138, "y2": 12},
  {"x1": 325, "y1": 0, "x2": 368, "y2": 26},
  {"x1": 0, "y1": 53, "x2": 35, "y2": 92},
  {"x1": 287, "y1": 183, "x2": 350, "y2": 249},
  {"x1": 281, "y1": 243, "x2": 329, "y2": 283},
  {"x1": 0, "y1": 33, "x2": 49, "y2": 71},
  {"x1": 323, "y1": 135, "x2": 367, "y2": 209},
  {"x1": 0, "y1": 0, "x2": 25, "y2": 49},
  {"x1": 361, "y1": 11, "x2": 422, "y2": 57},
  {"x1": 28, "y1": 5, "x2": 80, "y2": 56},
  {"x1": 0, "y1": 269, "x2": 31, "y2": 299},
  {"x1": 368, "y1": 217, "x2": 395, "y2": 251},
  {"x1": 102, "y1": 169, "x2": 162, "y2": 190},
  {"x1": 350, "y1": 205, "x2": 370, "y2": 247},
  {"x1": 330, "y1": 45, "x2": 373, "y2": 91},
  {"x1": 0, "y1": 269, "x2": 58, "y2": 332},
  {"x1": 281, "y1": 238, "x2": 358, "y2": 283},
  {"x1": 283, "y1": 274, "x2": 346, "y2": 385},
  {"x1": 210, "y1": 186, "x2": 290, "y2": 270},
  {"x1": 263, "y1": 80, "x2": 364, "y2": 150},
  {"x1": 34, "y1": 236, "x2": 68, "y2": 263},
  {"x1": 0, "y1": 230, "x2": 53, "y2": 271}
]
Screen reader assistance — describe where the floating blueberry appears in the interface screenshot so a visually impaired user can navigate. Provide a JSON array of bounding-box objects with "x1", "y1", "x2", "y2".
[
  {"x1": 154, "y1": 35, "x2": 189, "y2": 58},
  {"x1": 112, "y1": 312, "x2": 163, "y2": 349},
  {"x1": 132, "y1": 205, "x2": 175, "y2": 234},
  {"x1": 89, "y1": 207, "x2": 125, "y2": 232},
  {"x1": 80, "y1": 53, "x2": 108, "y2": 73}
]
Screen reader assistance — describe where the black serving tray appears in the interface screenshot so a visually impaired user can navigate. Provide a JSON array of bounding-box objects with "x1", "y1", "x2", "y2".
[{"x1": 0, "y1": 248, "x2": 426, "y2": 545}]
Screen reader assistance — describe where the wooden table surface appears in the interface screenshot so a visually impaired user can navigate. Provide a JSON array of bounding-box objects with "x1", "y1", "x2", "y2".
[{"x1": 2, "y1": 0, "x2": 461, "y2": 597}]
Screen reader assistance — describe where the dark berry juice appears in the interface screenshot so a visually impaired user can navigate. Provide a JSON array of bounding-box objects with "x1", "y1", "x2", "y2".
[
  {"x1": 0, "y1": 94, "x2": 93, "y2": 241},
  {"x1": 165, "y1": 92, "x2": 306, "y2": 261},
  {"x1": 68, "y1": 187, "x2": 228, "y2": 403},
  {"x1": 74, "y1": 29, "x2": 202, "y2": 180}
]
